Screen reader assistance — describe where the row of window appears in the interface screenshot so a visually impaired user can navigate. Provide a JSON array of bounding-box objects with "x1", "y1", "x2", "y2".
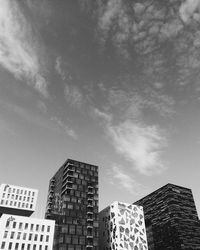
[
  {"x1": 3, "y1": 231, "x2": 50, "y2": 242},
  {"x1": 3, "y1": 187, "x2": 36, "y2": 197},
  {"x1": 1, "y1": 241, "x2": 49, "y2": 250},
  {"x1": 2, "y1": 193, "x2": 34, "y2": 202},
  {"x1": 5, "y1": 221, "x2": 51, "y2": 233},
  {"x1": 1, "y1": 200, "x2": 33, "y2": 209}
]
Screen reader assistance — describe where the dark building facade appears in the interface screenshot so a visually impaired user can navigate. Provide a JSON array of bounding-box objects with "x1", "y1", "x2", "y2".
[
  {"x1": 134, "y1": 183, "x2": 200, "y2": 250},
  {"x1": 45, "y1": 159, "x2": 99, "y2": 250}
]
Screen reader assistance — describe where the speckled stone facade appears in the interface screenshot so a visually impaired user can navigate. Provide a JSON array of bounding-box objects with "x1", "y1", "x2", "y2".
[{"x1": 99, "y1": 201, "x2": 148, "y2": 250}]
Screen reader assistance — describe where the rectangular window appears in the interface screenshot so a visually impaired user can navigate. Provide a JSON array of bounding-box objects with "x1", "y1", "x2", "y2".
[
  {"x1": 10, "y1": 231, "x2": 15, "y2": 239},
  {"x1": 3, "y1": 231, "x2": 8, "y2": 238},
  {"x1": 30, "y1": 224, "x2": 34, "y2": 231},
  {"x1": 36, "y1": 224, "x2": 39, "y2": 231},
  {"x1": 19, "y1": 222, "x2": 23, "y2": 230},
  {"x1": 28, "y1": 233, "x2": 32, "y2": 241},
  {"x1": 17, "y1": 232, "x2": 21, "y2": 240},
  {"x1": 27, "y1": 244, "x2": 31, "y2": 250},
  {"x1": 47, "y1": 226, "x2": 50, "y2": 232},
  {"x1": 21, "y1": 243, "x2": 25, "y2": 250},
  {"x1": 23, "y1": 233, "x2": 26, "y2": 240},
  {"x1": 40, "y1": 235, "x2": 43, "y2": 241},
  {"x1": 25, "y1": 223, "x2": 28, "y2": 230},
  {"x1": 1, "y1": 242, "x2": 5, "y2": 249},
  {"x1": 34, "y1": 234, "x2": 38, "y2": 241},
  {"x1": 41, "y1": 225, "x2": 45, "y2": 232},
  {"x1": 8, "y1": 242, "x2": 12, "y2": 250},
  {"x1": 46, "y1": 235, "x2": 49, "y2": 242},
  {"x1": 15, "y1": 243, "x2": 19, "y2": 250}
]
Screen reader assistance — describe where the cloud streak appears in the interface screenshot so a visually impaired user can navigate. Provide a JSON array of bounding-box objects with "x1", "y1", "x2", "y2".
[
  {"x1": 110, "y1": 164, "x2": 148, "y2": 195},
  {"x1": 0, "y1": 0, "x2": 48, "y2": 96}
]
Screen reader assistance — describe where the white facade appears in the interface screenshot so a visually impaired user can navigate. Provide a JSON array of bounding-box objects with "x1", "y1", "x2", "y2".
[
  {"x1": 99, "y1": 201, "x2": 148, "y2": 250},
  {"x1": 0, "y1": 214, "x2": 55, "y2": 250},
  {"x1": 0, "y1": 184, "x2": 38, "y2": 216}
]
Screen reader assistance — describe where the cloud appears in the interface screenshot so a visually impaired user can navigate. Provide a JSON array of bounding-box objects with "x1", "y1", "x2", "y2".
[
  {"x1": 0, "y1": 0, "x2": 48, "y2": 96},
  {"x1": 0, "y1": 99, "x2": 77, "y2": 139},
  {"x1": 179, "y1": 0, "x2": 200, "y2": 23},
  {"x1": 108, "y1": 121, "x2": 166, "y2": 175},
  {"x1": 64, "y1": 84, "x2": 83, "y2": 109},
  {"x1": 55, "y1": 56, "x2": 66, "y2": 81},
  {"x1": 110, "y1": 164, "x2": 148, "y2": 195},
  {"x1": 50, "y1": 117, "x2": 78, "y2": 139}
]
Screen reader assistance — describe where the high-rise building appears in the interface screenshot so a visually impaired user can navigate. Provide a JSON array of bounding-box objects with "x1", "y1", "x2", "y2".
[
  {"x1": 99, "y1": 201, "x2": 148, "y2": 250},
  {"x1": 0, "y1": 184, "x2": 38, "y2": 217},
  {"x1": 45, "y1": 158, "x2": 99, "y2": 250},
  {"x1": 134, "y1": 183, "x2": 200, "y2": 250},
  {"x1": 0, "y1": 184, "x2": 55, "y2": 250}
]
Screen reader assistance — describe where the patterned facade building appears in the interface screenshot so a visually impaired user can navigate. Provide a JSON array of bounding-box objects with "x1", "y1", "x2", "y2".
[
  {"x1": 134, "y1": 183, "x2": 200, "y2": 250},
  {"x1": 99, "y1": 201, "x2": 148, "y2": 250},
  {"x1": 45, "y1": 159, "x2": 99, "y2": 250}
]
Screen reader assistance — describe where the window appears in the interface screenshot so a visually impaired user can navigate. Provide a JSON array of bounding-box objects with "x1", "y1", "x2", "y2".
[
  {"x1": 33, "y1": 245, "x2": 36, "y2": 250},
  {"x1": 34, "y1": 234, "x2": 38, "y2": 241},
  {"x1": 69, "y1": 225, "x2": 75, "y2": 234},
  {"x1": 41, "y1": 225, "x2": 45, "y2": 232},
  {"x1": 28, "y1": 233, "x2": 32, "y2": 241},
  {"x1": 8, "y1": 242, "x2": 12, "y2": 250},
  {"x1": 30, "y1": 224, "x2": 34, "y2": 231},
  {"x1": 3, "y1": 231, "x2": 8, "y2": 238},
  {"x1": 10, "y1": 231, "x2": 15, "y2": 239},
  {"x1": 15, "y1": 243, "x2": 19, "y2": 250},
  {"x1": 27, "y1": 244, "x2": 31, "y2": 250},
  {"x1": 45, "y1": 246, "x2": 48, "y2": 250},
  {"x1": 19, "y1": 222, "x2": 23, "y2": 230},
  {"x1": 21, "y1": 243, "x2": 25, "y2": 250},
  {"x1": 23, "y1": 233, "x2": 26, "y2": 240},
  {"x1": 25, "y1": 223, "x2": 28, "y2": 230},
  {"x1": 17, "y1": 232, "x2": 21, "y2": 240},
  {"x1": 36, "y1": 224, "x2": 39, "y2": 231},
  {"x1": 5, "y1": 220, "x2": 10, "y2": 228},
  {"x1": 46, "y1": 235, "x2": 49, "y2": 242},
  {"x1": 1, "y1": 242, "x2": 5, "y2": 249},
  {"x1": 47, "y1": 226, "x2": 50, "y2": 232},
  {"x1": 40, "y1": 235, "x2": 43, "y2": 241},
  {"x1": 1, "y1": 200, "x2": 4, "y2": 204}
]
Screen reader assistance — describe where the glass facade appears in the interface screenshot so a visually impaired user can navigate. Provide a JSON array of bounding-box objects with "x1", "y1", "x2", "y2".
[
  {"x1": 45, "y1": 159, "x2": 99, "y2": 250},
  {"x1": 134, "y1": 183, "x2": 200, "y2": 250}
]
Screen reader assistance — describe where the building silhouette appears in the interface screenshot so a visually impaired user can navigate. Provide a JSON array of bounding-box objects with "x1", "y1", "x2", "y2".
[
  {"x1": 99, "y1": 201, "x2": 148, "y2": 250},
  {"x1": 0, "y1": 184, "x2": 55, "y2": 250},
  {"x1": 134, "y1": 183, "x2": 200, "y2": 250},
  {"x1": 45, "y1": 159, "x2": 99, "y2": 250}
]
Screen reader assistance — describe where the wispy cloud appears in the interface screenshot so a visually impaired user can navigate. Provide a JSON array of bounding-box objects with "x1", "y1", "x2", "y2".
[
  {"x1": 108, "y1": 121, "x2": 166, "y2": 175},
  {"x1": 110, "y1": 164, "x2": 148, "y2": 195},
  {"x1": 64, "y1": 84, "x2": 83, "y2": 109},
  {"x1": 0, "y1": 0, "x2": 48, "y2": 96},
  {"x1": 92, "y1": 87, "x2": 169, "y2": 176},
  {"x1": 0, "y1": 100, "x2": 77, "y2": 140},
  {"x1": 50, "y1": 117, "x2": 78, "y2": 139}
]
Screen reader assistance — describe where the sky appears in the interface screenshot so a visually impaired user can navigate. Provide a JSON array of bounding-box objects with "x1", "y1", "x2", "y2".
[{"x1": 0, "y1": 0, "x2": 200, "y2": 218}]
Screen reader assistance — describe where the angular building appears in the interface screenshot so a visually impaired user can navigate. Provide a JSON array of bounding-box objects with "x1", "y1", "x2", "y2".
[
  {"x1": 0, "y1": 184, "x2": 38, "y2": 217},
  {"x1": 45, "y1": 158, "x2": 99, "y2": 250},
  {"x1": 0, "y1": 183, "x2": 55, "y2": 250},
  {"x1": 99, "y1": 201, "x2": 148, "y2": 250},
  {"x1": 0, "y1": 214, "x2": 55, "y2": 250},
  {"x1": 134, "y1": 183, "x2": 200, "y2": 250}
]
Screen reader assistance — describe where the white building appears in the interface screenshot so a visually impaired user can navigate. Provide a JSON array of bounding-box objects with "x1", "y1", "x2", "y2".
[
  {"x1": 99, "y1": 201, "x2": 148, "y2": 250},
  {"x1": 0, "y1": 184, "x2": 38, "y2": 217},
  {"x1": 0, "y1": 214, "x2": 55, "y2": 250}
]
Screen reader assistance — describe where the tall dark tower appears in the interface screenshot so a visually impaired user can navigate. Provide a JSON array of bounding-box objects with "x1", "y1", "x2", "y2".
[
  {"x1": 45, "y1": 159, "x2": 99, "y2": 250},
  {"x1": 134, "y1": 183, "x2": 200, "y2": 250}
]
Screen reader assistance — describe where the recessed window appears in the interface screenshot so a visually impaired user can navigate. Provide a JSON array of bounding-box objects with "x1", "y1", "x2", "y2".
[
  {"x1": 3, "y1": 231, "x2": 8, "y2": 238},
  {"x1": 8, "y1": 242, "x2": 12, "y2": 250},
  {"x1": 15, "y1": 242, "x2": 19, "y2": 250},
  {"x1": 47, "y1": 226, "x2": 50, "y2": 232},
  {"x1": 1, "y1": 242, "x2": 5, "y2": 249},
  {"x1": 10, "y1": 231, "x2": 15, "y2": 239}
]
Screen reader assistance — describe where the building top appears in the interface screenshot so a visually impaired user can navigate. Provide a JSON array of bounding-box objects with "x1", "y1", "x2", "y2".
[
  {"x1": 0, "y1": 214, "x2": 55, "y2": 250},
  {"x1": 0, "y1": 184, "x2": 38, "y2": 217},
  {"x1": 134, "y1": 183, "x2": 192, "y2": 204}
]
